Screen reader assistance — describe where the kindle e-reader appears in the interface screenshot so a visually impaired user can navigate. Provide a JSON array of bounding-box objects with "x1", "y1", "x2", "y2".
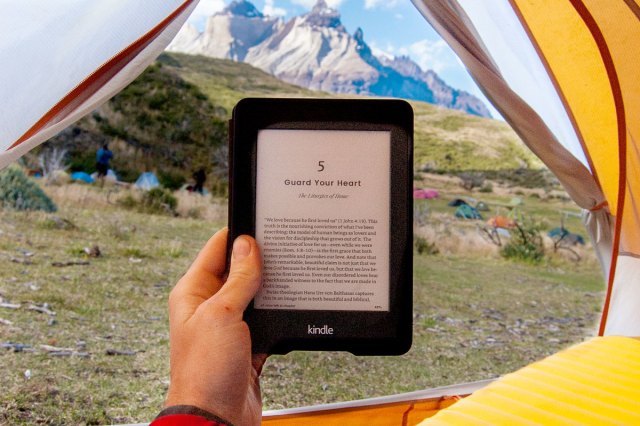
[{"x1": 228, "y1": 98, "x2": 413, "y2": 355}]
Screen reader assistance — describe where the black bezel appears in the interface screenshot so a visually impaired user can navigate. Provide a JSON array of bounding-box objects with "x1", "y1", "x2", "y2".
[{"x1": 228, "y1": 98, "x2": 413, "y2": 355}]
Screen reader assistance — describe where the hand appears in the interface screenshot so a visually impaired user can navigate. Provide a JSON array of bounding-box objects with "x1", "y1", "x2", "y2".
[{"x1": 165, "y1": 227, "x2": 266, "y2": 426}]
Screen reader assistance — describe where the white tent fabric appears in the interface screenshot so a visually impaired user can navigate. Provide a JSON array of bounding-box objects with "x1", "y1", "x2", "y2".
[{"x1": 0, "y1": 0, "x2": 198, "y2": 169}]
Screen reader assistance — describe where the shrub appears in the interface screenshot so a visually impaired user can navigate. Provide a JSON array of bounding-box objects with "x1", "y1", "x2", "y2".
[
  {"x1": 0, "y1": 165, "x2": 57, "y2": 212},
  {"x1": 140, "y1": 188, "x2": 178, "y2": 215},
  {"x1": 414, "y1": 234, "x2": 439, "y2": 255},
  {"x1": 500, "y1": 217, "x2": 544, "y2": 263},
  {"x1": 209, "y1": 177, "x2": 228, "y2": 198},
  {"x1": 118, "y1": 188, "x2": 178, "y2": 215},
  {"x1": 159, "y1": 170, "x2": 187, "y2": 191},
  {"x1": 479, "y1": 182, "x2": 493, "y2": 193},
  {"x1": 459, "y1": 172, "x2": 485, "y2": 191}
]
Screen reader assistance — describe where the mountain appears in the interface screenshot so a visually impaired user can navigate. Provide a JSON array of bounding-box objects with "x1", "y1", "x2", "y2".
[
  {"x1": 167, "y1": 0, "x2": 492, "y2": 118},
  {"x1": 169, "y1": 1, "x2": 279, "y2": 61}
]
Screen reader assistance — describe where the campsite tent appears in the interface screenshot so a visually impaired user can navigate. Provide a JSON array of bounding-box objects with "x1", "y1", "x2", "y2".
[
  {"x1": 70, "y1": 171, "x2": 95, "y2": 184},
  {"x1": 413, "y1": 188, "x2": 439, "y2": 199},
  {"x1": 135, "y1": 172, "x2": 160, "y2": 191},
  {"x1": 1, "y1": 0, "x2": 640, "y2": 423},
  {"x1": 454, "y1": 204, "x2": 482, "y2": 220}
]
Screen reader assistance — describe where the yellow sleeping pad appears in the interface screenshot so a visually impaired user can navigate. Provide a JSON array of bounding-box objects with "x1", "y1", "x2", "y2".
[{"x1": 418, "y1": 336, "x2": 640, "y2": 425}]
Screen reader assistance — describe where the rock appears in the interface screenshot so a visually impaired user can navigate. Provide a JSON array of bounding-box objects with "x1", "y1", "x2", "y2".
[{"x1": 83, "y1": 245, "x2": 101, "y2": 257}]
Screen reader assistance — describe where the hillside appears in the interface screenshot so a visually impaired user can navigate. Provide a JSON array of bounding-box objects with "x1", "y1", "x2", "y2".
[
  {"x1": 36, "y1": 52, "x2": 543, "y2": 187},
  {"x1": 163, "y1": 53, "x2": 543, "y2": 174},
  {"x1": 38, "y1": 59, "x2": 229, "y2": 184}
]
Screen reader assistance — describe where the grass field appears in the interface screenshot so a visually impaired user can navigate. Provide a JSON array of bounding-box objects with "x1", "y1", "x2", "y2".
[{"x1": 0, "y1": 180, "x2": 604, "y2": 424}]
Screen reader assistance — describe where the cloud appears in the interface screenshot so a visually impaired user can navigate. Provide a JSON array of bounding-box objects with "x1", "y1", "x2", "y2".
[
  {"x1": 291, "y1": 0, "x2": 344, "y2": 9},
  {"x1": 364, "y1": 0, "x2": 400, "y2": 10},
  {"x1": 189, "y1": 0, "x2": 225, "y2": 22},
  {"x1": 264, "y1": 0, "x2": 287, "y2": 17},
  {"x1": 398, "y1": 39, "x2": 458, "y2": 74},
  {"x1": 368, "y1": 40, "x2": 395, "y2": 60}
]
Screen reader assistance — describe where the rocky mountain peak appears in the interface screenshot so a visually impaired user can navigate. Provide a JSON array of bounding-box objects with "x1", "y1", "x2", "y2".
[
  {"x1": 380, "y1": 55, "x2": 423, "y2": 78},
  {"x1": 167, "y1": 0, "x2": 491, "y2": 118},
  {"x1": 353, "y1": 27, "x2": 364, "y2": 43},
  {"x1": 303, "y1": 0, "x2": 344, "y2": 30},
  {"x1": 223, "y1": 0, "x2": 264, "y2": 18}
]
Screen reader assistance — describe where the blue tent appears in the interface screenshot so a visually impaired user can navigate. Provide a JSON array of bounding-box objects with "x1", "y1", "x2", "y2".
[
  {"x1": 70, "y1": 171, "x2": 94, "y2": 184},
  {"x1": 134, "y1": 172, "x2": 160, "y2": 190},
  {"x1": 455, "y1": 204, "x2": 482, "y2": 220}
]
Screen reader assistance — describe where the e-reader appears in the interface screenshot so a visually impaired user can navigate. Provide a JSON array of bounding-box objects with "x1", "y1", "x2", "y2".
[{"x1": 227, "y1": 98, "x2": 413, "y2": 355}]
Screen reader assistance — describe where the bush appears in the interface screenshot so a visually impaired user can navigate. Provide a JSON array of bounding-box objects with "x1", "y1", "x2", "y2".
[
  {"x1": 459, "y1": 172, "x2": 485, "y2": 191},
  {"x1": 159, "y1": 170, "x2": 187, "y2": 191},
  {"x1": 0, "y1": 165, "x2": 57, "y2": 212},
  {"x1": 500, "y1": 217, "x2": 544, "y2": 263},
  {"x1": 209, "y1": 177, "x2": 228, "y2": 198},
  {"x1": 414, "y1": 234, "x2": 439, "y2": 255},
  {"x1": 118, "y1": 188, "x2": 178, "y2": 215},
  {"x1": 140, "y1": 188, "x2": 177, "y2": 215},
  {"x1": 479, "y1": 182, "x2": 493, "y2": 193}
]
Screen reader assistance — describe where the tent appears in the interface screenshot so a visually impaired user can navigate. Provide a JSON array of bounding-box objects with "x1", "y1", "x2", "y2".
[
  {"x1": 548, "y1": 227, "x2": 586, "y2": 246},
  {"x1": 447, "y1": 198, "x2": 468, "y2": 207},
  {"x1": 454, "y1": 204, "x2": 482, "y2": 220},
  {"x1": 135, "y1": 172, "x2": 160, "y2": 190},
  {"x1": 1, "y1": 0, "x2": 640, "y2": 423},
  {"x1": 413, "y1": 188, "x2": 440, "y2": 199},
  {"x1": 487, "y1": 216, "x2": 516, "y2": 229},
  {"x1": 70, "y1": 171, "x2": 95, "y2": 184}
]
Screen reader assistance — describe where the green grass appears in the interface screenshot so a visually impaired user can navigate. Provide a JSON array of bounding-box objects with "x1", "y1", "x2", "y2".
[{"x1": 0, "y1": 182, "x2": 604, "y2": 424}]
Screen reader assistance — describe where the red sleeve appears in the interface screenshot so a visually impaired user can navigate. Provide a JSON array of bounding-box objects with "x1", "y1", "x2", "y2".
[
  {"x1": 150, "y1": 405, "x2": 232, "y2": 426},
  {"x1": 150, "y1": 413, "x2": 227, "y2": 426}
]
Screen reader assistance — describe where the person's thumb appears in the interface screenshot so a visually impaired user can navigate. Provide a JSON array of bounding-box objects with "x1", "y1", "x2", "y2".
[{"x1": 213, "y1": 235, "x2": 262, "y2": 316}]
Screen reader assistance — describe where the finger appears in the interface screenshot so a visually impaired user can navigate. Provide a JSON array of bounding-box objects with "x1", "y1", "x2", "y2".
[
  {"x1": 175, "y1": 227, "x2": 229, "y2": 300},
  {"x1": 212, "y1": 235, "x2": 262, "y2": 315},
  {"x1": 169, "y1": 228, "x2": 229, "y2": 323}
]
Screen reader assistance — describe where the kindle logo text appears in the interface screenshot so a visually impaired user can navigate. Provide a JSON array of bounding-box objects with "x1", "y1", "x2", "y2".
[{"x1": 307, "y1": 324, "x2": 334, "y2": 335}]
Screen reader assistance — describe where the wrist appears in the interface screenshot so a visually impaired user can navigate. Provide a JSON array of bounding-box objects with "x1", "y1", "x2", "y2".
[{"x1": 153, "y1": 405, "x2": 233, "y2": 426}]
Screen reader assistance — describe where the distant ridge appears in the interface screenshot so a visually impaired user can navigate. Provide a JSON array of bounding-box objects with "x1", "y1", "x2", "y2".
[{"x1": 168, "y1": 0, "x2": 492, "y2": 118}]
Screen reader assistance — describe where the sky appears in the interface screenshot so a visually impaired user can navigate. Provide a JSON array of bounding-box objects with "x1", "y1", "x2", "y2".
[{"x1": 185, "y1": 0, "x2": 500, "y2": 118}]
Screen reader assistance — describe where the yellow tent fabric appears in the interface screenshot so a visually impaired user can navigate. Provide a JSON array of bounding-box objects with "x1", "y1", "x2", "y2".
[{"x1": 417, "y1": 336, "x2": 640, "y2": 425}]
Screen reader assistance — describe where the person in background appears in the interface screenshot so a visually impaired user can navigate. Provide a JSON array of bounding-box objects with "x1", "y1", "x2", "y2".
[
  {"x1": 193, "y1": 167, "x2": 206, "y2": 194},
  {"x1": 150, "y1": 228, "x2": 266, "y2": 426},
  {"x1": 96, "y1": 144, "x2": 113, "y2": 180}
]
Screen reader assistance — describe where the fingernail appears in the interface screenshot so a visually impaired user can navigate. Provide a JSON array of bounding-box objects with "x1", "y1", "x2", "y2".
[{"x1": 233, "y1": 236, "x2": 251, "y2": 260}]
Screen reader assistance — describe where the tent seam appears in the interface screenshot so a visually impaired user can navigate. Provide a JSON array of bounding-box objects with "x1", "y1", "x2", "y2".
[
  {"x1": 568, "y1": 0, "x2": 627, "y2": 336},
  {"x1": 401, "y1": 402, "x2": 415, "y2": 426}
]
